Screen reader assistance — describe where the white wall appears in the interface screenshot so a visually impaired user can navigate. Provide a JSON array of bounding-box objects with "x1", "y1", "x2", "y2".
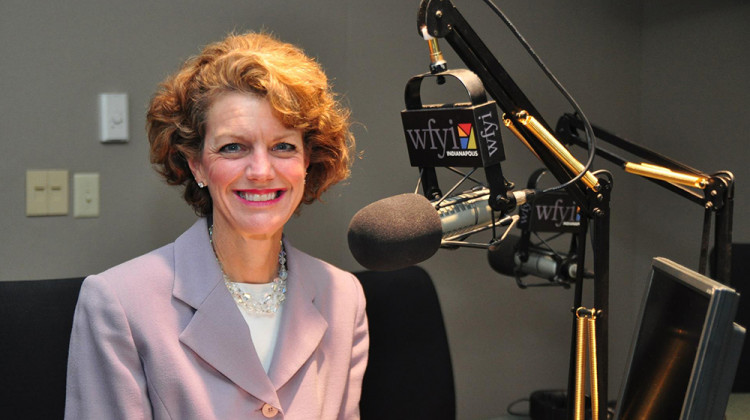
[{"x1": 2, "y1": 1, "x2": 748, "y2": 418}]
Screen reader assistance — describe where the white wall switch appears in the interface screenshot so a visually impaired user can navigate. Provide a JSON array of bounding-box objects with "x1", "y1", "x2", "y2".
[
  {"x1": 74, "y1": 172, "x2": 100, "y2": 218},
  {"x1": 26, "y1": 169, "x2": 69, "y2": 216},
  {"x1": 99, "y1": 93, "x2": 129, "y2": 142}
]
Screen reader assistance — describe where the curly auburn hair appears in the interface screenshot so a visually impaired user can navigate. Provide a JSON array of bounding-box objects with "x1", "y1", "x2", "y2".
[{"x1": 146, "y1": 32, "x2": 355, "y2": 216}]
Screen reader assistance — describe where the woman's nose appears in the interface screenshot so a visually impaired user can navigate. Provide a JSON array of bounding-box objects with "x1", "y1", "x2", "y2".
[{"x1": 245, "y1": 150, "x2": 273, "y2": 180}]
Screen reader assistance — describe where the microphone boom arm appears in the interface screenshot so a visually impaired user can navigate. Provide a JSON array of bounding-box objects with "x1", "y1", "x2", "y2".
[
  {"x1": 417, "y1": 2, "x2": 612, "y2": 418},
  {"x1": 556, "y1": 113, "x2": 735, "y2": 285}
]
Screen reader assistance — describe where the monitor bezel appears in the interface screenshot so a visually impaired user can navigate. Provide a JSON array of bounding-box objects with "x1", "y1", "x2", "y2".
[{"x1": 614, "y1": 256, "x2": 741, "y2": 420}]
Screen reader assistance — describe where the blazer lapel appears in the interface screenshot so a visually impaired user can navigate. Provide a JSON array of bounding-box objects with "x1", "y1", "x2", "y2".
[
  {"x1": 268, "y1": 241, "x2": 328, "y2": 389},
  {"x1": 172, "y1": 220, "x2": 279, "y2": 406}
]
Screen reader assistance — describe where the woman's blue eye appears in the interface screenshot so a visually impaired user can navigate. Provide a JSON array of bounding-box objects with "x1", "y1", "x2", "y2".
[
  {"x1": 219, "y1": 143, "x2": 242, "y2": 153},
  {"x1": 273, "y1": 142, "x2": 296, "y2": 152}
]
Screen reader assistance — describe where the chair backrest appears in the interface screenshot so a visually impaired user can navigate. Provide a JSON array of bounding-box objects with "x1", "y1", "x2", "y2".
[
  {"x1": 355, "y1": 266, "x2": 456, "y2": 420},
  {"x1": 0, "y1": 277, "x2": 84, "y2": 419},
  {"x1": 0, "y1": 269, "x2": 457, "y2": 419}
]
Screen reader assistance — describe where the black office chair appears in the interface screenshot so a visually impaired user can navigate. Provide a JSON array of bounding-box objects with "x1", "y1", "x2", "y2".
[
  {"x1": 0, "y1": 277, "x2": 84, "y2": 420},
  {"x1": 355, "y1": 266, "x2": 456, "y2": 420},
  {"x1": 0, "y1": 269, "x2": 456, "y2": 419}
]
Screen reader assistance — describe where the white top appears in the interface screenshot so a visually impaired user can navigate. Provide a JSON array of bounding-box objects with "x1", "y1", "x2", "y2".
[{"x1": 231, "y1": 282, "x2": 284, "y2": 373}]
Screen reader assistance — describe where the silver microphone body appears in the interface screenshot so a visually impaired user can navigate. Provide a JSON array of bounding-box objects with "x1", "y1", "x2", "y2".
[
  {"x1": 437, "y1": 188, "x2": 493, "y2": 239},
  {"x1": 513, "y1": 249, "x2": 579, "y2": 280},
  {"x1": 436, "y1": 187, "x2": 533, "y2": 239}
]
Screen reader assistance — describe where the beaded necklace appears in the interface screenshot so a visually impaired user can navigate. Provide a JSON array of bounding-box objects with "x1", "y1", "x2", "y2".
[{"x1": 208, "y1": 225, "x2": 287, "y2": 314}]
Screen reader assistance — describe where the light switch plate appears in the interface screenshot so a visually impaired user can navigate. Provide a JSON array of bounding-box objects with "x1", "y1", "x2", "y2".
[
  {"x1": 99, "y1": 93, "x2": 129, "y2": 142},
  {"x1": 26, "y1": 170, "x2": 68, "y2": 216},
  {"x1": 26, "y1": 170, "x2": 48, "y2": 216},
  {"x1": 46, "y1": 170, "x2": 69, "y2": 215},
  {"x1": 74, "y1": 173, "x2": 100, "y2": 218}
]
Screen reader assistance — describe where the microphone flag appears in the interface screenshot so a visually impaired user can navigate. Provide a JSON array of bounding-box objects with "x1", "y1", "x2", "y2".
[
  {"x1": 400, "y1": 69, "x2": 505, "y2": 169},
  {"x1": 518, "y1": 190, "x2": 582, "y2": 234}
]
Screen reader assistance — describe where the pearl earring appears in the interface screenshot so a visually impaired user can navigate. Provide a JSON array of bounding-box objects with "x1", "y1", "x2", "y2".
[{"x1": 198, "y1": 182, "x2": 205, "y2": 188}]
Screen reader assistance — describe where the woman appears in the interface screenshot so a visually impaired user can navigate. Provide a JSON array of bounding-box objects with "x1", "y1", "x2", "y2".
[{"x1": 65, "y1": 32, "x2": 368, "y2": 419}]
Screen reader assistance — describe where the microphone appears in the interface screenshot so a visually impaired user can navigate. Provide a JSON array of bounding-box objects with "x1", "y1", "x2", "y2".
[
  {"x1": 487, "y1": 234, "x2": 588, "y2": 283},
  {"x1": 347, "y1": 193, "x2": 441, "y2": 272},
  {"x1": 347, "y1": 188, "x2": 533, "y2": 271}
]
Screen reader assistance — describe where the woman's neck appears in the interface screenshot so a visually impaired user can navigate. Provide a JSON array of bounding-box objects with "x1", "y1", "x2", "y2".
[{"x1": 210, "y1": 221, "x2": 283, "y2": 284}]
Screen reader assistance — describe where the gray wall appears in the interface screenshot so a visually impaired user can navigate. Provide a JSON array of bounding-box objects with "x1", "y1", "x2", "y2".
[{"x1": 2, "y1": 1, "x2": 748, "y2": 418}]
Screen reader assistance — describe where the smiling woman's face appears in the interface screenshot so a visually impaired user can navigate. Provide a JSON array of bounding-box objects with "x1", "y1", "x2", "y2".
[{"x1": 189, "y1": 92, "x2": 308, "y2": 241}]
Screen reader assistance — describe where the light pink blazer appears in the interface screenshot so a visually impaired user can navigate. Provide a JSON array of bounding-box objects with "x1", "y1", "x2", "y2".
[{"x1": 65, "y1": 219, "x2": 369, "y2": 419}]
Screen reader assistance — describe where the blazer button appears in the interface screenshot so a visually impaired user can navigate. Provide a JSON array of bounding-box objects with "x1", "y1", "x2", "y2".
[{"x1": 261, "y1": 403, "x2": 279, "y2": 418}]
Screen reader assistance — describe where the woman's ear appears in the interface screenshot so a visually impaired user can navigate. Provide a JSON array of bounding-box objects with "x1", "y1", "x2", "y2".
[{"x1": 187, "y1": 156, "x2": 205, "y2": 187}]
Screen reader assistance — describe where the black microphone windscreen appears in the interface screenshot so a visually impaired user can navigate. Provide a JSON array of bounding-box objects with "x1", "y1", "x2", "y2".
[
  {"x1": 347, "y1": 193, "x2": 442, "y2": 271},
  {"x1": 487, "y1": 234, "x2": 521, "y2": 276}
]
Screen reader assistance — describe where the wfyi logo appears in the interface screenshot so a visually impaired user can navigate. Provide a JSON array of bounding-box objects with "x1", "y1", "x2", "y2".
[
  {"x1": 404, "y1": 112, "x2": 500, "y2": 160},
  {"x1": 519, "y1": 192, "x2": 582, "y2": 233}
]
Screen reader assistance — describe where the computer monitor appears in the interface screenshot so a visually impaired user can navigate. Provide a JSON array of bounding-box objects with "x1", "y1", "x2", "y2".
[{"x1": 614, "y1": 257, "x2": 745, "y2": 420}]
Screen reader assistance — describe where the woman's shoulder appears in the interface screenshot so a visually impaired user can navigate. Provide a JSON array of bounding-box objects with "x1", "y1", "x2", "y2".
[
  {"x1": 286, "y1": 243, "x2": 352, "y2": 280},
  {"x1": 88, "y1": 219, "x2": 206, "y2": 290},
  {"x1": 82, "y1": 242, "x2": 176, "y2": 298},
  {"x1": 285, "y1": 241, "x2": 362, "y2": 296},
  {"x1": 98, "y1": 243, "x2": 175, "y2": 281},
  {"x1": 285, "y1": 243, "x2": 366, "y2": 324}
]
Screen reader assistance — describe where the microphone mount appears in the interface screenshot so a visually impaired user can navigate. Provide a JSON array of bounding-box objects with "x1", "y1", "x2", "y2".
[
  {"x1": 401, "y1": 68, "x2": 511, "y2": 213},
  {"x1": 411, "y1": 3, "x2": 734, "y2": 418},
  {"x1": 414, "y1": 2, "x2": 613, "y2": 418}
]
